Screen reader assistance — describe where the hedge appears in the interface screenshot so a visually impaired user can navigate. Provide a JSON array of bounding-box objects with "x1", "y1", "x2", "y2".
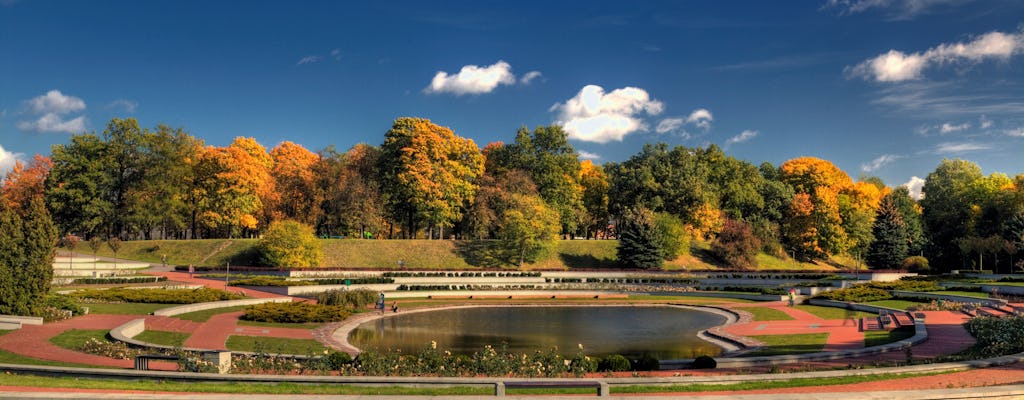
[
  {"x1": 241, "y1": 302, "x2": 351, "y2": 323},
  {"x1": 69, "y1": 288, "x2": 245, "y2": 304}
]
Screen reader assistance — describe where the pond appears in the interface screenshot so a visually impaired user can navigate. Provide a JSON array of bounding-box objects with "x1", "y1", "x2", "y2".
[{"x1": 348, "y1": 306, "x2": 726, "y2": 360}]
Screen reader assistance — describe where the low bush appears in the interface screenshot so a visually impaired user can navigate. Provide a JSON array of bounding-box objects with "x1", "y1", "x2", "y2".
[
  {"x1": 813, "y1": 286, "x2": 892, "y2": 302},
  {"x1": 70, "y1": 276, "x2": 168, "y2": 285},
  {"x1": 632, "y1": 354, "x2": 660, "y2": 371},
  {"x1": 964, "y1": 316, "x2": 1024, "y2": 357},
  {"x1": 598, "y1": 354, "x2": 631, "y2": 372},
  {"x1": 692, "y1": 355, "x2": 716, "y2": 369},
  {"x1": 324, "y1": 351, "x2": 352, "y2": 370},
  {"x1": 69, "y1": 287, "x2": 245, "y2": 304},
  {"x1": 316, "y1": 289, "x2": 378, "y2": 309},
  {"x1": 42, "y1": 294, "x2": 83, "y2": 321},
  {"x1": 241, "y1": 302, "x2": 350, "y2": 323},
  {"x1": 902, "y1": 256, "x2": 929, "y2": 272},
  {"x1": 868, "y1": 280, "x2": 941, "y2": 292},
  {"x1": 228, "y1": 277, "x2": 317, "y2": 287}
]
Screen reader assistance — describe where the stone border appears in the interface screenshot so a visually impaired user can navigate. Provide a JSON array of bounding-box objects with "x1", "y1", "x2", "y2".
[{"x1": 152, "y1": 297, "x2": 293, "y2": 317}]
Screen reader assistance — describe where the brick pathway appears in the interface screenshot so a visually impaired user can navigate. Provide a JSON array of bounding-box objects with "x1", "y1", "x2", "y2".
[
  {"x1": 183, "y1": 311, "x2": 314, "y2": 350},
  {"x1": 722, "y1": 303, "x2": 865, "y2": 352}
]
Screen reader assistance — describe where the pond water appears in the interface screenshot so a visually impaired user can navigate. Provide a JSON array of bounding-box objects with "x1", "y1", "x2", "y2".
[{"x1": 348, "y1": 306, "x2": 726, "y2": 360}]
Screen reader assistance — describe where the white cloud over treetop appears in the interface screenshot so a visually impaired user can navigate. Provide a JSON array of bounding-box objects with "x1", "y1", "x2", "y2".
[
  {"x1": 848, "y1": 29, "x2": 1024, "y2": 82},
  {"x1": 425, "y1": 60, "x2": 517, "y2": 95},
  {"x1": 550, "y1": 85, "x2": 664, "y2": 143},
  {"x1": 0, "y1": 144, "x2": 23, "y2": 177},
  {"x1": 861, "y1": 154, "x2": 900, "y2": 172},
  {"x1": 903, "y1": 176, "x2": 925, "y2": 200},
  {"x1": 724, "y1": 129, "x2": 758, "y2": 148},
  {"x1": 18, "y1": 90, "x2": 87, "y2": 134}
]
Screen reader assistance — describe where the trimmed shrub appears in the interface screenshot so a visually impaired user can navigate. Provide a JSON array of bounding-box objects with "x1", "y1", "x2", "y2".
[
  {"x1": 324, "y1": 351, "x2": 352, "y2": 370},
  {"x1": 241, "y1": 302, "x2": 350, "y2": 323},
  {"x1": 902, "y1": 256, "x2": 929, "y2": 273},
  {"x1": 692, "y1": 355, "x2": 716, "y2": 369},
  {"x1": 257, "y1": 220, "x2": 323, "y2": 268},
  {"x1": 813, "y1": 285, "x2": 892, "y2": 302},
  {"x1": 598, "y1": 354, "x2": 631, "y2": 372},
  {"x1": 71, "y1": 276, "x2": 168, "y2": 285},
  {"x1": 69, "y1": 288, "x2": 244, "y2": 304},
  {"x1": 633, "y1": 354, "x2": 660, "y2": 371},
  {"x1": 316, "y1": 289, "x2": 378, "y2": 309},
  {"x1": 964, "y1": 316, "x2": 1024, "y2": 357}
]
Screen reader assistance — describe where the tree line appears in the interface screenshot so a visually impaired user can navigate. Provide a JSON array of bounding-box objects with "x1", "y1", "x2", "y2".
[{"x1": 3, "y1": 116, "x2": 1023, "y2": 272}]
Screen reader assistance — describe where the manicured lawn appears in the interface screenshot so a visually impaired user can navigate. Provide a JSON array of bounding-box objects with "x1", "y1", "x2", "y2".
[
  {"x1": 84, "y1": 302, "x2": 177, "y2": 315},
  {"x1": 616, "y1": 371, "x2": 945, "y2": 393},
  {"x1": 237, "y1": 320, "x2": 322, "y2": 330},
  {"x1": 225, "y1": 335, "x2": 328, "y2": 355},
  {"x1": 864, "y1": 326, "x2": 915, "y2": 348},
  {"x1": 743, "y1": 333, "x2": 829, "y2": 356},
  {"x1": 794, "y1": 305, "x2": 875, "y2": 320},
  {"x1": 175, "y1": 305, "x2": 249, "y2": 322},
  {"x1": 734, "y1": 307, "x2": 795, "y2": 321},
  {"x1": 48, "y1": 329, "x2": 111, "y2": 350},
  {"x1": 866, "y1": 299, "x2": 926, "y2": 310},
  {"x1": 926, "y1": 291, "x2": 990, "y2": 298},
  {"x1": 134, "y1": 330, "x2": 189, "y2": 347}
]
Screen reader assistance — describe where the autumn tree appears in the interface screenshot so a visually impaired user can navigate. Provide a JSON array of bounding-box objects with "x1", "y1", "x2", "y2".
[
  {"x1": 379, "y1": 118, "x2": 484, "y2": 239},
  {"x1": 779, "y1": 157, "x2": 853, "y2": 260},
  {"x1": 711, "y1": 219, "x2": 761, "y2": 269},
  {"x1": 196, "y1": 137, "x2": 273, "y2": 237},
  {"x1": 579, "y1": 160, "x2": 610, "y2": 239},
  {"x1": 256, "y1": 220, "x2": 323, "y2": 268},
  {"x1": 268, "y1": 141, "x2": 320, "y2": 225},
  {"x1": 1, "y1": 154, "x2": 51, "y2": 209}
]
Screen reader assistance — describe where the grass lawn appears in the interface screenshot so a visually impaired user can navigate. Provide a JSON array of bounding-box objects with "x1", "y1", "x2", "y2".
[
  {"x1": 237, "y1": 320, "x2": 322, "y2": 330},
  {"x1": 174, "y1": 305, "x2": 249, "y2": 322},
  {"x1": 49, "y1": 329, "x2": 111, "y2": 350},
  {"x1": 743, "y1": 333, "x2": 829, "y2": 356},
  {"x1": 926, "y1": 291, "x2": 990, "y2": 298},
  {"x1": 864, "y1": 326, "x2": 915, "y2": 348},
  {"x1": 134, "y1": 330, "x2": 190, "y2": 347},
  {"x1": 83, "y1": 302, "x2": 177, "y2": 315},
  {"x1": 734, "y1": 307, "x2": 795, "y2": 321},
  {"x1": 225, "y1": 335, "x2": 328, "y2": 355},
  {"x1": 866, "y1": 299, "x2": 927, "y2": 310},
  {"x1": 794, "y1": 305, "x2": 875, "y2": 320}
]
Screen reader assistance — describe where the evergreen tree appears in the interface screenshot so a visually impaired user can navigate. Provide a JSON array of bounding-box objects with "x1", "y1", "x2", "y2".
[
  {"x1": 0, "y1": 198, "x2": 57, "y2": 316},
  {"x1": 616, "y1": 208, "x2": 663, "y2": 269},
  {"x1": 866, "y1": 195, "x2": 908, "y2": 269}
]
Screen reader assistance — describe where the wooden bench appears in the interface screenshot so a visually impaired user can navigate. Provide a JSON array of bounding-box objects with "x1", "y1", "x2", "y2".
[
  {"x1": 498, "y1": 380, "x2": 609, "y2": 396},
  {"x1": 134, "y1": 354, "x2": 180, "y2": 370}
]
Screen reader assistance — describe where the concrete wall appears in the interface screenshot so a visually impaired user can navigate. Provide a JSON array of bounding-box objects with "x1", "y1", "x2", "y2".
[
  {"x1": 893, "y1": 290, "x2": 1007, "y2": 307},
  {"x1": 152, "y1": 297, "x2": 293, "y2": 317}
]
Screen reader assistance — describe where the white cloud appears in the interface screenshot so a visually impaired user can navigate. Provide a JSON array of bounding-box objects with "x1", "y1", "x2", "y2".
[
  {"x1": 939, "y1": 122, "x2": 970, "y2": 133},
  {"x1": 520, "y1": 71, "x2": 542, "y2": 84},
  {"x1": 979, "y1": 115, "x2": 993, "y2": 129},
  {"x1": 330, "y1": 49, "x2": 341, "y2": 61},
  {"x1": 861, "y1": 154, "x2": 900, "y2": 172},
  {"x1": 0, "y1": 145, "x2": 24, "y2": 177},
  {"x1": 1006, "y1": 127, "x2": 1024, "y2": 137},
  {"x1": 28, "y1": 90, "x2": 85, "y2": 114},
  {"x1": 108, "y1": 99, "x2": 137, "y2": 113},
  {"x1": 297, "y1": 55, "x2": 321, "y2": 65},
  {"x1": 935, "y1": 141, "x2": 991, "y2": 154},
  {"x1": 18, "y1": 90, "x2": 87, "y2": 134},
  {"x1": 848, "y1": 29, "x2": 1024, "y2": 82},
  {"x1": 686, "y1": 108, "x2": 714, "y2": 130},
  {"x1": 724, "y1": 130, "x2": 758, "y2": 148},
  {"x1": 550, "y1": 84, "x2": 663, "y2": 143},
  {"x1": 903, "y1": 176, "x2": 925, "y2": 200},
  {"x1": 824, "y1": 0, "x2": 962, "y2": 19},
  {"x1": 577, "y1": 150, "x2": 601, "y2": 160},
  {"x1": 655, "y1": 118, "x2": 684, "y2": 134},
  {"x1": 425, "y1": 60, "x2": 516, "y2": 95}
]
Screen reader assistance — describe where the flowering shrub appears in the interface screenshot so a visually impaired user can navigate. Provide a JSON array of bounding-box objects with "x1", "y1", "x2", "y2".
[
  {"x1": 907, "y1": 299, "x2": 965, "y2": 311},
  {"x1": 964, "y1": 316, "x2": 1024, "y2": 357},
  {"x1": 80, "y1": 338, "x2": 143, "y2": 360},
  {"x1": 347, "y1": 342, "x2": 597, "y2": 377}
]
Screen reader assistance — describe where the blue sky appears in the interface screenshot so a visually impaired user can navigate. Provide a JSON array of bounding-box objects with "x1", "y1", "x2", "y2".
[{"x1": 2, "y1": 0, "x2": 1023, "y2": 196}]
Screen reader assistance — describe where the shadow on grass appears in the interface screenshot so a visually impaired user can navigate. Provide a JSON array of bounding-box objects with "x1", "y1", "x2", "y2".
[
  {"x1": 452, "y1": 240, "x2": 512, "y2": 268},
  {"x1": 226, "y1": 246, "x2": 261, "y2": 267},
  {"x1": 559, "y1": 253, "x2": 620, "y2": 269}
]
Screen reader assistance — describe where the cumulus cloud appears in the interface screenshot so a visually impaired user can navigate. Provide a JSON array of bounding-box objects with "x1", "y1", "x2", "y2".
[
  {"x1": 577, "y1": 150, "x2": 601, "y2": 160},
  {"x1": 297, "y1": 55, "x2": 322, "y2": 65},
  {"x1": 655, "y1": 118, "x2": 684, "y2": 134},
  {"x1": 655, "y1": 108, "x2": 713, "y2": 137},
  {"x1": 939, "y1": 122, "x2": 970, "y2": 133},
  {"x1": 0, "y1": 145, "x2": 24, "y2": 177},
  {"x1": 903, "y1": 176, "x2": 925, "y2": 200},
  {"x1": 724, "y1": 130, "x2": 758, "y2": 148},
  {"x1": 330, "y1": 48, "x2": 341, "y2": 61},
  {"x1": 520, "y1": 71, "x2": 542, "y2": 84},
  {"x1": 935, "y1": 141, "x2": 991, "y2": 154},
  {"x1": 425, "y1": 60, "x2": 516, "y2": 95},
  {"x1": 686, "y1": 108, "x2": 714, "y2": 130},
  {"x1": 1006, "y1": 127, "x2": 1024, "y2": 137},
  {"x1": 848, "y1": 29, "x2": 1024, "y2": 82},
  {"x1": 861, "y1": 154, "x2": 900, "y2": 172},
  {"x1": 979, "y1": 115, "x2": 993, "y2": 129},
  {"x1": 18, "y1": 90, "x2": 87, "y2": 134},
  {"x1": 550, "y1": 85, "x2": 663, "y2": 143}
]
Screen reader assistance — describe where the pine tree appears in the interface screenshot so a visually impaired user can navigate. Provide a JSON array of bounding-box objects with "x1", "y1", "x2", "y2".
[
  {"x1": 0, "y1": 198, "x2": 57, "y2": 315},
  {"x1": 866, "y1": 195, "x2": 908, "y2": 269},
  {"x1": 616, "y1": 208, "x2": 663, "y2": 269}
]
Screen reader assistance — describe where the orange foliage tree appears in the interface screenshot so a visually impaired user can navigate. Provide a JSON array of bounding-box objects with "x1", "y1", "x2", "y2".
[
  {"x1": 1, "y1": 154, "x2": 51, "y2": 210},
  {"x1": 268, "y1": 141, "x2": 320, "y2": 225},
  {"x1": 780, "y1": 157, "x2": 853, "y2": 260}
]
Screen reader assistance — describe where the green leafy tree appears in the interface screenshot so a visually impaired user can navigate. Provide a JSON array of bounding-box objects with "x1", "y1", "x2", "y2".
[
  {"x1": 497, "y1": 194, "x2": 561, "y2": 266},
  {"x1": 88, "y1": 236, "x2": 103, "y2": 271},
  {"x1": 616, "y1": 207, "x2": 663, "y2": 270},
  {"x1": 106, "y1": 237, "x2": 121, "y2": 268},
  {"x1": 101, "y1": 118, "x2": 146, "y2": 237},
  {"x1": 710, "y1": 219, "x2": 761, "y2": 270},
  {"x1": 866, "y1": 195, "x2": 909, "y2": 270},
  {"x1": 921, "y1": 159, "x2": 984, "y2": 271},
  {"x1": 0, "y1": 198, "x2": 57, "y2": 316},
  {"x1": 655, "y1": 212, "x2": 688, "y2": 260},
  {"x1": 256, "y1": 220, "x2": 323, "y2": 268},
  {"x1": 131, "y1": 125, "x2": 199, "y2": 239},
  {"x1": 45, "y1": 133, "x2": 111, "y2": 238}
]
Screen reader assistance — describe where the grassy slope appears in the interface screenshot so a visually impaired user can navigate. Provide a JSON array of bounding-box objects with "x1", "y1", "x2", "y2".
[{"x1": 94, "y1": 238, "x2": 848, "y2": 271}]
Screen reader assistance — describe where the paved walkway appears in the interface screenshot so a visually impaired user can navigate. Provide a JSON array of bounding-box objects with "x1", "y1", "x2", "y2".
[
  {"x1": 723, "y1": 302, "x2": 866, "y2": 353},
  {"x1": 183, "y1": 311, "x2": 314, "y2": 350}
]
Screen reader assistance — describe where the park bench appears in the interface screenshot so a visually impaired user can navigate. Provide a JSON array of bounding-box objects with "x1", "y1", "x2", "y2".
[
  {"x1": 498, "y1": 380, "x2": 609, "y2": 396},
  {"x1": 134, "y1": 354, "x2": 180, "y2": 370}
]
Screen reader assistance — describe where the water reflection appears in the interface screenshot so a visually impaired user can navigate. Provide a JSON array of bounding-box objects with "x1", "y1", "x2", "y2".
[{"x1": 349, "y1": 306, "x2": 725, "y2": 360}]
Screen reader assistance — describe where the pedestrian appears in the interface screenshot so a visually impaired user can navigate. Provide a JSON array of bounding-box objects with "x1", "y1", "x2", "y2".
[
  {"x1": 788, "y1": 288, "x2": 796, "y2": 307},
  {"x1": 188, "y1": 264, "x2": 194, "y2": 279},
  {"x1": 391, "y1": 301, "x2": 398, "y2": 313}
]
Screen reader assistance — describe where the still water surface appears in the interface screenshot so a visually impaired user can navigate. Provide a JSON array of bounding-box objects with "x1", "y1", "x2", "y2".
[{"x1": 349, "y1": 306, "x2": 725, "y2": 359}]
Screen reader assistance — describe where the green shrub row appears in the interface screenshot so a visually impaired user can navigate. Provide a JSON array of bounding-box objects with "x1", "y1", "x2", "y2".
[
  {"x1": 71, "y1": 276, "x2": 168, "y2": 285},
  {"x1": 867, "y1": 280, "x2": 941, "y2": 292},
  {"x1": 241, "y1": 302, "x2": 351, "y2": 323},
  {"x1": 707, "y1": 273, "x2": 837, "y2": 280},
  {"x1": 69, "y1": 287, "x2": 245, "y2": 304},
  {"x1": 813, "y1": 286, "x2": 892, "y2": 302},
  {"x1": 718, "y1": 286, "x2": 788, "y2": 295},
  {"x1": 396, "y1": 284, "x2": 540, "y2": 291},
  {"x1": 229, "y1": 277, "x2": 395, "y2": 287},
  {"x1": 963, "y1": 316, "x2": 1024, "y2": 357},
  {"x1": 316, "y1": 289, "x2": 378, "y2": 309},
  {"x1": 382, "y1": 271, "x2": 542, "y2": 278}
]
